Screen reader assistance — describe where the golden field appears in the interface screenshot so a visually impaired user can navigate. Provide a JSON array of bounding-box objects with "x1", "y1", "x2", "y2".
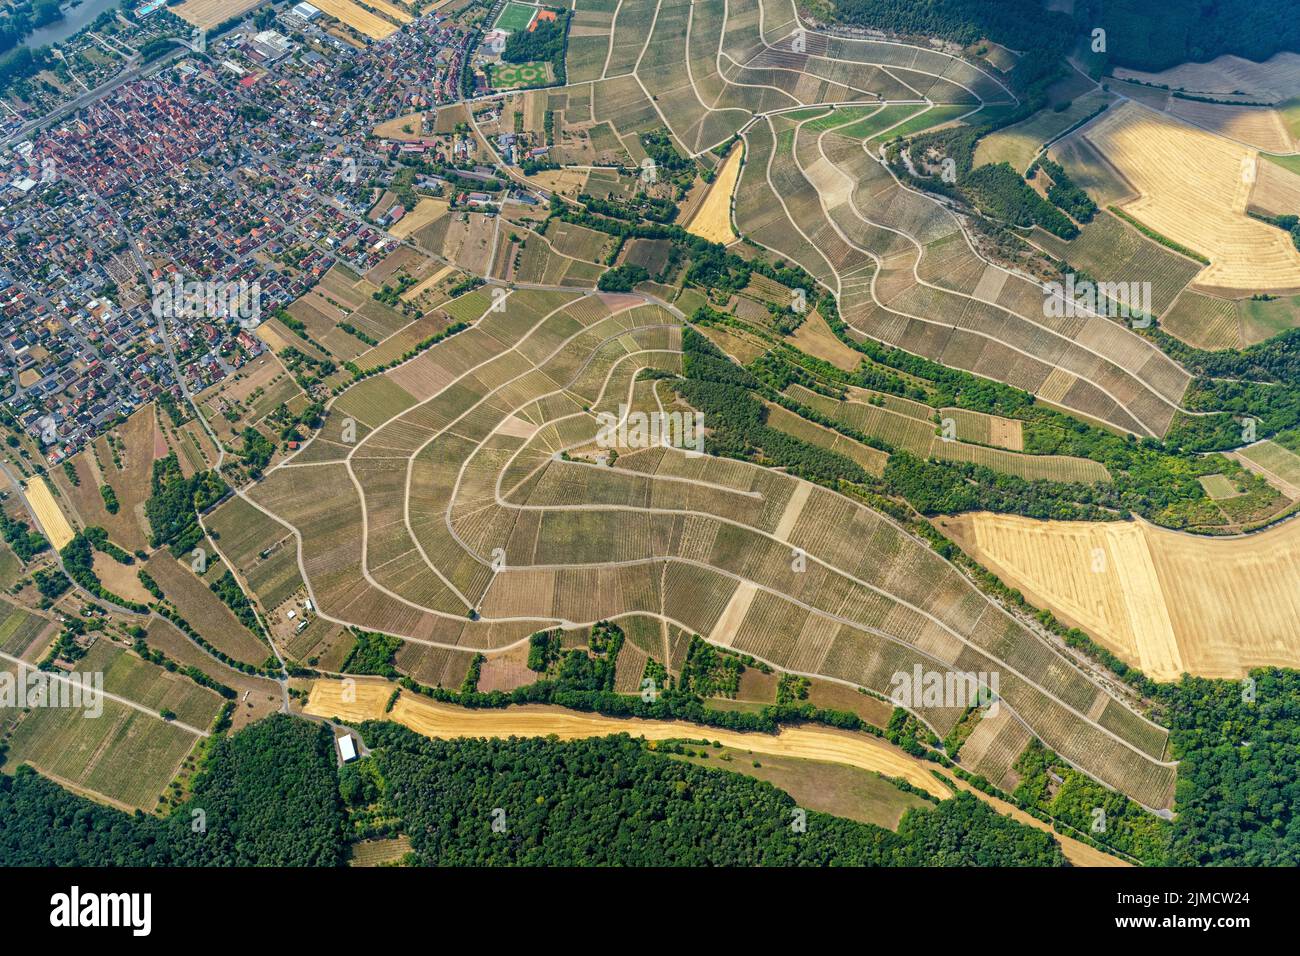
[
  {"x1": 684, "y1": 145, "x2": 742, "y2": 245},
  {"x1": 26, "y1": 476, "x2": 74, "y2": 550},
  {"x1": 940, "y1": 511, "x2": 1300, "y2": 680},
  {"x1": 1082, "y1": 101, "x2": 1300, "y2": 294},
  {"x1": 304, "y1": 678, "x2": 949, "y2": 795}
]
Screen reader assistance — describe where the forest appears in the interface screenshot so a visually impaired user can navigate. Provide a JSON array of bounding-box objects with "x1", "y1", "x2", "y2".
[
  {"x1": 0, "y1": 710, "x2": 1064, "y2": 867},
  {"x1": 0, "y1": 715, "x2": 345, "y2": 866},
  {"x1": 676, "y1": 326, "x2": 871, "y2": 486},
  {"x1": 1158, "y1": 670, "x2": 1300, "y2": 866},
  {"x1": 0, "y1": 667, "x2": 1294, "y2": 866},
  {"x1": 1079, "y1": 0, "x2": 1300, "y2": 71},
  {"x1": 963, "y1": 163, "x2": 1078, "y2": 238},
  {"x1": 1036, "y1": 158, "x2": 1096, "y2": 223},
  {"x1": 829, "y1": 0, "x2": 1300, "y2": 71},
  {"x1": 360, "y1": 725, "x2": 1065, "y2": 866},
  {"x1": 144, "y1": 453, "x2": 229, "y2": 554},
  {"x1": 828, "y1": 0, "x2": 1071, "y2": 53}
]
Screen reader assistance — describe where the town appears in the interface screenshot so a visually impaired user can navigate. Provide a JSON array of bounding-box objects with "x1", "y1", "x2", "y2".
[{"x1": 0, "y1": 0, "x2": 556, "y2": 470}]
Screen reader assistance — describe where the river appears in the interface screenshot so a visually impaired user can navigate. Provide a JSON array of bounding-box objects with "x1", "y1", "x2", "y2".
[{"x1": 23, "y1": 0, "x2": 124, "y2": 50}]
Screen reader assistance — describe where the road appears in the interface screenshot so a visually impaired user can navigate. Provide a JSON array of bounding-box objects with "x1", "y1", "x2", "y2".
[{"x1": 0, "y1": 648, "x2": 211, "y2": 737}]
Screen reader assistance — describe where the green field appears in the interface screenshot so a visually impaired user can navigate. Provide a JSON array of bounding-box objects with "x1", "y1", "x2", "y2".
[
  {"x1": 494, "y1": 1, "x2": 537, "y2": 32},
  {"x1": 867, "y1": 104, "x2": 975, "y2": 146},
  {"x1": 1239, "y1": 440, "x2": 1300, "y2": 488},
  {"x1": 491, "y1": 60, "x2": 554, "y2": 91},
  {"x1": 1029, "y1": 211, "x2": 1201, "y2": 316},
  {"x1": 829, "y1": 105, "x2": 927, "y2": 143},
  {"x1": 671, "y1": 744, "x2": 930, "y2": 828},
  {"x1": 1261, "y1": 152, "x2": 1300, "y2": 176},
  {"x1": 1277, "y1": 96, "x2": 1300, "y2": 141},
  {"x1": 0, "y1": 657, "x2": 203, "y2": 811},
  {"x1": 0, "y1": 601, "x2": 49, "y2": 656},
  {"x1": 974, "y1": 91, "x2": 1113, "y2": 172},
  {"x1": 1198, "y1": 473, "x2": 1243, "y2": 500}
]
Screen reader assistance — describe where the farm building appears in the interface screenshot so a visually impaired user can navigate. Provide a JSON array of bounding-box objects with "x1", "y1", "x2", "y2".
[{"x1": 337, "y1": 733, "x2": 358, "y2": 763}]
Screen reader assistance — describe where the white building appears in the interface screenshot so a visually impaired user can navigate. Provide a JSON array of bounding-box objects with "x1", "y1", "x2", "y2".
[
  {"x1": 292, "y1": 2, "x2": 321, "y2": 19},
  {"x1": 337, "y1": 733, "x2": 358, "y2": 763}
]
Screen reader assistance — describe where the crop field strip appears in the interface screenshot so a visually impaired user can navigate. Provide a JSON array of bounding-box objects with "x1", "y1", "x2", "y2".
[
  {"x1": 237, "y1": 282, "x2": 1176, "y2": 810},
  {"x1": 784, "y1": 381, "x2": 1110, "y2": 484},
  {"x1": 1234, "y1": 440, "x2": 1300, "y2": 496}
]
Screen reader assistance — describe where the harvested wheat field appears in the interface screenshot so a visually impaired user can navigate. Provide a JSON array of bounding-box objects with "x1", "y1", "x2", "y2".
[
  {"x1": 788, "y1": 310, "x2": 863, "y2": 371},
  {"x1": 303, "y1": 679, "x2": 948, "y2": 797},
  {"x1": 173, "y1": 0, "x2": 262, "y2": 30},
  {"x1": 311, "y1": 0, "x2": 401, "y2": 39},
  {"x1": 388, "y1": 197, "x2": 448, "y2": 239},
  {"x1": 1082, "y1": 102, "x2": 1300, "y2": 294},
  {"x1": 684, "y1": 145, "x2": 742, "y2": 245},
  {"x1": 939, "y1": 511, "x2": 1300, "y2": 681},
  {"x1": 1166, "y1": 98, "x2": 1295, "y2": 152},
  {"x1": 1113, "y1": 53, "x2": 1300, "y2": 104},
  {"x1": 1249, "y1": 154, "x2": 1300, "y2": 217},
  {"x1": 25, "y1": 476, "x2": 74, "y2": 550},
  {"x1": 373, "y1": 112, "x2": 427, "y2": 141}
]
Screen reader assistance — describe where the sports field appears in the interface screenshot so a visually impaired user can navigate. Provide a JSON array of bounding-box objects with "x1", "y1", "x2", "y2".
[
  {"x1": 491, "y1": 61, "x2": 554, "y2": 91},
  {"x1": 494, "y1": 1, "x2": 538, "y2": 32}
]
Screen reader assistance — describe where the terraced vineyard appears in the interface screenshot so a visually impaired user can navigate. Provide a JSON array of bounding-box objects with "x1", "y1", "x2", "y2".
[
  {"x1": 549, "y1": 0, "x2": 1177, "y2": 438},
  {"x1": 229, "y1": 285, "x2": 1177, "y2": 810}
]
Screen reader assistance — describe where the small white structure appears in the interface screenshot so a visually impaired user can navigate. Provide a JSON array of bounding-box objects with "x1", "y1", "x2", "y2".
[{"x1": 337, "y1": 733, "x2": 358, "y2": 763}]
